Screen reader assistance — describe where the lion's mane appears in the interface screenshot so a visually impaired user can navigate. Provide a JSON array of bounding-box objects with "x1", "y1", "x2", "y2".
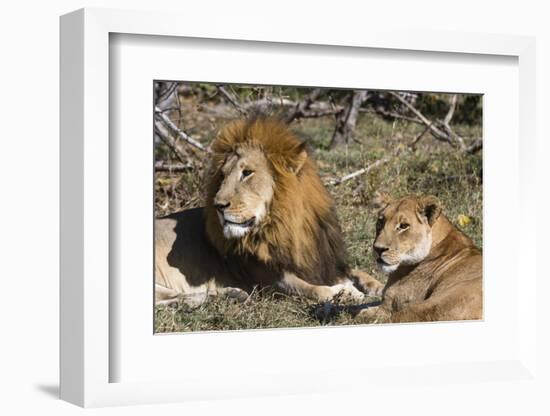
[{"x1": 205, "y1": 117, "x2": 348, "y2": 285}]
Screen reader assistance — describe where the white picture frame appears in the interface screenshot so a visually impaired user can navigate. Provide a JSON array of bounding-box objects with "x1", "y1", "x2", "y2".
[{"x1": 60, "y1": 8, "x2": 538, "y2": 408}]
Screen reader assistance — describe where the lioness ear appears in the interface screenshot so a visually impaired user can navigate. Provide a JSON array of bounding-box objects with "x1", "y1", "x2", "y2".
[
  {"x1": 417, "y1": 195, "x2": 442, "y2": 226},
  {"x1": 290, "y1": 149, "x2": 308, "y2": 174},
  {"x1": 371, "y1": 190, "x2": 392, "y2": 211}
]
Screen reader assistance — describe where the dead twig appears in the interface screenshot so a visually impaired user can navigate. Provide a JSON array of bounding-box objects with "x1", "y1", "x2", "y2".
[
  {"x1": 371, "y1": 93, "x2": 478, "y2": 153},
  {"x1": 244, "y1": 97, "x2": 295, "y2": 109},
  {"x1": 285, "y1": 88, "x2": 323, "y2": 123},
  {"x1": 297, "y1": 108, "x2": 343, "y2": 119},
  {"x1": 441, "y1": 94, "x2": 466, "y2": 149},
  {"x1": 326, "y1": 157, "x2": 390, "y2": 186},
  {"x1": 243, "y1": 98, "x2": 343, "y2": 113},
  {"x1": 154, "y1": 162, "x2": 194, "y2": 172},
  {"x1": 156, "y1": 82, "x2": 178, "y2": 104},
  {"x1": 409, "y1": 122, "x2": 433, "y2": 150},
  {"x1": 466, "y1": 137, "x2": 483, "y2": 154},
  {"x1": 329, "y1": 90, "x2": 369, "y2": 149},
  {"x1": 443, "y1": 94, "x2": 457, "y2": 126},
  {"x1": 389, "y1": 92, "x2": 457, "y2": 147},
  {"x1": 216, "y1": 85, "x2": 248, "y2": 116},
  {"x1": 154, "y1": 106, "x2": 210, "y2": 153},
  {"x1": 361, "y1": 108, "x2": 424, "y2": 125},
  {"x1": 154, "y1": 123, "x2": 188, "y2": 164}
]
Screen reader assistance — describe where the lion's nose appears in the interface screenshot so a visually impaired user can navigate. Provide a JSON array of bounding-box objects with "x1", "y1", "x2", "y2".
[
  {"x1": 373, "y1": 244, "x2": 388, "y2": 256},
  {"x1": 214, "y1": 201, "x2": 230, "y2": 211}
]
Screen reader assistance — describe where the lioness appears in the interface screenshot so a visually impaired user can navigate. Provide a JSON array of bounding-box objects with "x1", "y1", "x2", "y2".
[
  {"x1": 155, "y1": 117, "x2": 382, "y2": 306},
  {"x1": 357, "y1": 193, "x2": 482, "y2": 323}
]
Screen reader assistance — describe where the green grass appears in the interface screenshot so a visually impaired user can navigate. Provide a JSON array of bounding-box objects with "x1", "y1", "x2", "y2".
[
  {"x1": 155, "y1": 109, "x2": 482, "y2": 333},
  {"x1": 155, "y1": 289, "x2": 382, "y2": 333}
]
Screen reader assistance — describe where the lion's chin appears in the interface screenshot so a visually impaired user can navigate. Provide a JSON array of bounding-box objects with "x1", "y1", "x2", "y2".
[
  {"x1": 220, "y1": 216, "x2": 257, "y2": 239},
  {"x1": 376, "y1": 258, "x2": 399, "y2": 274},
  {"x1": 222, "y1": 222, "x2": 254, "y2": 239},
  {"x1": 216, "y1": 211, "x2": 257, "y2": 239}
]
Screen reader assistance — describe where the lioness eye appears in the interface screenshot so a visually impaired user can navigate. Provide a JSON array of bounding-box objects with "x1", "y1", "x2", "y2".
[
  {"x1": 241, "y1": 169, "x2": 254, "y2": 179},
  {"x1": 398, "y1": 223, "x2": 409, "y2": 230}
]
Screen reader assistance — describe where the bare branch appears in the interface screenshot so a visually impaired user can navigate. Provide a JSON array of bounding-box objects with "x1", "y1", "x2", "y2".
[
  {"x1": 466, "y1": 138, "x2": 483, "y2": 154},
  {"x1": 409, "y1": 122, "x2": 433, "y2": 150},
  {"x1": 157, "y1": 106, "x2": 181, "y2": 114},
  {"x1": 154, "y1": 106, "x2": 210, "y2": 153},
  {"x1": 441, "y1": 94, "x2": 466, "y2": 149},
  {"x1": 389, "y1": 92, "x2": 455, "y2": 146},
  {"x1": 154, "y1": 123, "x2": 188, "y2": 164},
  {"x1": 216, "y1": 85, "x2": 248, "y2": 116},
  {"x1": 443, "y1": 94, "x2": 457, "y2": 126},
  {"x1": 243, "y1": 98, "x2": 342, "y2": 112},
  {"x1": 329, "y1": 90, "x2": 369, "y2": 149},
  {"x1": 154, "y1": 161, "x2": 194, "y2": 172},
  {"x1": 326, "y1": 157, "x2": 390, "y2": 186},
  {"x1": 285, "y1": 88, "x2": 323, "y2": 123},
  {"x1": 299, "y1": 109, "x2": 343, "y2": 119},
  {"x1": 389, "y1": 92, "x2": 468, "y2": 150},
  {"x1": 156, "y1": 82, "x2": 178, "y2": 105},
  {"x1": 244, "y1": 97, "x2": 295, "y2": 109},
  {"x1": 361, "y1": 108, "x2": 423, "y2": 125}
]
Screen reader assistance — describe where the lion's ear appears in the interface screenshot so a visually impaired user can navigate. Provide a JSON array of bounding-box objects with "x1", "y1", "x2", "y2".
[
  {"x1": 371, "y1": 190, "x2": 392, "y2": 211},
  {"x1": 290, "y1": 149, "x2": 308, "y2": 174},
  {"x1": 417, "y1": 195, "x2": 442, "y2": 226}
]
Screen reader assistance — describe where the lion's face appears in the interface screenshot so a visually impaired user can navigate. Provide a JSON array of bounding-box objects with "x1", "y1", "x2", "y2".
[
  {"x1": 213, "y1": 146, "x2": 275, "y2": 239},
  {"x1": 373, "y1": 195, "x2": 441, "y2": 273}
]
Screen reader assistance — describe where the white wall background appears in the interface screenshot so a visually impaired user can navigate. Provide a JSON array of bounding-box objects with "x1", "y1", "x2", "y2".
[{"x1": 0, "y1": 1, "x2": 548, "y2": 414}]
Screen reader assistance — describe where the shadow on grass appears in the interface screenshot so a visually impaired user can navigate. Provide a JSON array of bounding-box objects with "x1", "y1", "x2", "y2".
[{"x1": 312, "y1": 300, "x2": 382, "y2": 324}]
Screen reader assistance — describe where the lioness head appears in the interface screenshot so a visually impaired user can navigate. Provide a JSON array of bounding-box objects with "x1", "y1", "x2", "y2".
[
  {"x1": 372, "y1": 193, "x2": 442, "y2": 273},
  {"x1": 212, "y1": 146, "x2": 277, "y2": 239}
]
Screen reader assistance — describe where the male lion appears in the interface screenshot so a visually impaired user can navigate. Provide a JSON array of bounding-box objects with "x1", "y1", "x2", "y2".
[
  {"x1": 357, "y1": 193, "x2": 482, "y2": 323},
  {"x1": 155, "y1": 117, "x2": 382, "y2": 306}
]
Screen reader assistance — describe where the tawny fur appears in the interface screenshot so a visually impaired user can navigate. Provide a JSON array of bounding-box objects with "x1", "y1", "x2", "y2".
[{"x1": 358, "y1": 194, "x2": 482, "y2": 323}]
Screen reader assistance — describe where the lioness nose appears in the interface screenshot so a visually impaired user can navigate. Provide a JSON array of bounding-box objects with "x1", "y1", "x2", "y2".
[
  {"x1": 214, "y1": 201, "x2": 230, "y2": 211},
  {"x1": 373, "y1": 244, "x2": 388, "y2": 256}
]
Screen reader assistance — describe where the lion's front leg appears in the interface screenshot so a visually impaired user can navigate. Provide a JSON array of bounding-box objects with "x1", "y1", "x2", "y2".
[
  {"x1": 155, "y1": 283, "x2": 249, "y2": 308},
  {"x1": 215, "y1": 286, "x2": 249, "y2": 302},
  {"x1": 279, "y1": 272, "x2": 365, "y2": 302}
]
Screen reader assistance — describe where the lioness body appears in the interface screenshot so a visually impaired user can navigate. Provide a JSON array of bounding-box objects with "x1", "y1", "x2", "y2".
[
  {"x1": 155, "y1": 117, "x2": 381, "y2": 306},
  {"x1": 361, "y1": 195, "x2": 482, "y2": 323}
]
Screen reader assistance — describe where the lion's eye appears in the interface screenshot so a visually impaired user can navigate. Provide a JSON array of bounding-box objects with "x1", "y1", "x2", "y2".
[
  {"x1": 241, "y1": 169, "x2": 254, "y2": 179},
  {"x1": 398, "y1": 223, "x2": 409, "y2": 231}
]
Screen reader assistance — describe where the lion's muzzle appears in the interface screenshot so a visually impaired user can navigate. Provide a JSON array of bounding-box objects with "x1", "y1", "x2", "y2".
[{"x1": 217, "y1": 210, "x2": 257, "y2": 239}]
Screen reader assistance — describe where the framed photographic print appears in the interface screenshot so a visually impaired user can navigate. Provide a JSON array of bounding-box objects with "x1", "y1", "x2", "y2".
[
  {"x1": 60, "y1": 7, "x2": 538, "y2": 408},
  {"x1": 152, "y1": 81, "x2": 483, "y2": 334}
]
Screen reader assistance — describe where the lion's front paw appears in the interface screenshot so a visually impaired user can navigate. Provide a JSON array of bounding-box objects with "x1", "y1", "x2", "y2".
[
  {"x1": 351, "y1": 269, "x2": 385, "y2": 296},
  {"x1": 363, "y1": 281, "x2": 384, "y2": 297},
  {"x1": 331, "y1": 281, "x2": 366, "y2": 302},
  {"x1": 219, "y1": 287, "x2": 249, "y2": 303}
]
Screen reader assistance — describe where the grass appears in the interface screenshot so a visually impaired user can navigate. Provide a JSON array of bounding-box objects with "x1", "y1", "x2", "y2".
[
  {"x1": 154, "y1": 99, "x2": 482, "y2": 333},
  {"x1": 156, "y1": 288, "x2": 383, "y2": 333}
]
